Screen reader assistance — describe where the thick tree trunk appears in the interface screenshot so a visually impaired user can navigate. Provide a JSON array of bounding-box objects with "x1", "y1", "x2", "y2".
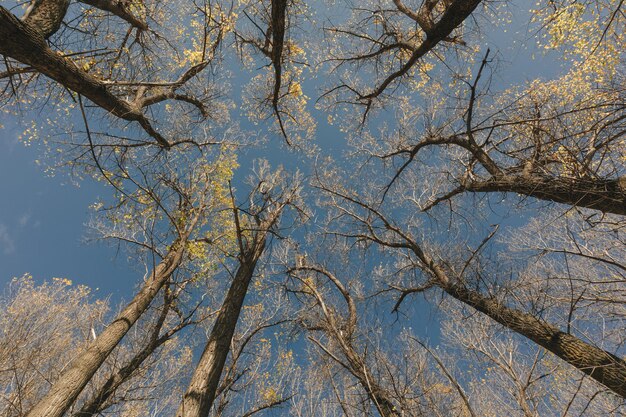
[
  {"x1": 466, "y1": 175, "x2": 626, "y2": 216},
  {"x1": 270, "y1": 0, "x2": 287, "y2": 101},
  {"x1": 176, "y1": 237, "x2": 267, "y2": 417},
  {"x1": 403, "y1": 220, "x2": 626, "y2": 397},
  {"x1": 21, "y1": 0, "x2": 70, "y2": 39},
  {"x1": 444, "y1": 283, "x2": 626, "y2": 398},
  {"x1": 25, "y1": 244, "x2": 186, "y2": 417},
  {"x1": 0, "y1": 7, "x2": 138, "y2": 119}
]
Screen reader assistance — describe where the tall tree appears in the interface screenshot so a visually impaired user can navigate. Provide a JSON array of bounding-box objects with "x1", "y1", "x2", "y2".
[
  {"x1": 314, "y1": 174, "x2": 626, "y2": 398},
  {"x1": 177, "y1": 162, "x2": 305, "y2": 417},
  {"x1": 25, "y1": 149, "x2": 237, "y2": 417},
  {"x1": 282, "y1": 244, "x2": 475, "y2": 417}
]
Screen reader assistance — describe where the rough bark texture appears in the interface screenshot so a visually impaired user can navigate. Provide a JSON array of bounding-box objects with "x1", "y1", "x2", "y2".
[
  {"x1": 1, "y1": 7, "x2": 131, "y2": 116},
  {"x1": 406, "y1": 242, "x2": 626, "y2": 398},
  {"x1": 25, "y1": 244, "x2": 186, "y2": 417},
  {"x1": 270, "y1": 0, "x2": 287, "y2": 105},
  {"x1": 0, "y1": 6, "x2": 169, "y2": 147},
  {"x1": 22, "y1": 0, "x2": 70, "y2": 39},
  {"x1": 465, "y1": 175, "x2": 626, "y2": 216},
  {"x1": 444, "y1": 283, "x2": 626, "y2": 398},
  {"x1": 73, "y1": 337, "x2": 161, "y2": 417},
  {"x1": 176, "y1": 236, "x2": 267, "y2": 417},
  {"x1": 78, "y1": 0, "x2": 148, "y2": 29}
]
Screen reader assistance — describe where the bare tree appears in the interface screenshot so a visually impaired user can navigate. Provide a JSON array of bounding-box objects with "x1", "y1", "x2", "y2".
[
  {"x1": 319, "y1": 0, "x2": 485, "y2": 121},
  {"x1": 314, "y1": 174, "x2": 626, "y2": 399},
  {"x1": 280, "y1": 237, "x2": 476, "y2": 417},
  {"x1": 287, "y1": 262, "x2": 404, "y2": 417},
  {"x1": 177, "y1": 161, "x2": 305, "y2": 417},
  {"x1": 0, "y1": 0, "x2": 229, "y2": 148},
  {"x1": 24, "y1": 149, "x2": 237, "y2": 417},
  {"x1": 0, "y1": 276, "x2": 108, "y2": 417}
]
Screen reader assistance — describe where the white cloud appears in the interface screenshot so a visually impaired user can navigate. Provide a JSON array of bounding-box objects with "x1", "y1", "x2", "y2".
[{"x1": 0, "y1": 224, "x2": 15, "y2": 254}]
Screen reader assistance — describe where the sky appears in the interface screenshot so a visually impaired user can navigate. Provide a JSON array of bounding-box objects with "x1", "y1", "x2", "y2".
[
  {"x1": 0, "y1": 0, "x2": 564, "y2": 304},
  {"x1": 0, "y1": 126, "x2": 137, "y2": 297}
]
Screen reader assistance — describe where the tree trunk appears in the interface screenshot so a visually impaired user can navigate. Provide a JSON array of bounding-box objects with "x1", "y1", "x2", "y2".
[
  {"x1": 444, "y1": 283, "x2": 626, "y2": 398},
  {"x1": 25, "y1": 244, "x2": 186, "y2": 417},
  {"x1": 78, "y1": 0, "x2": 148, "y2": 30},
  {"x1": 175, "y1": 237, "x2": 267, "y2": 417},
  {"x1": 72, "y1": 297, "x2": 177, "y2": 417},
  {"x1": 73, "y1": 338, "x2": 161, "y2": 417},
  {"x1": 465, "y1": 175, "x2": 626, "y2": 216}
]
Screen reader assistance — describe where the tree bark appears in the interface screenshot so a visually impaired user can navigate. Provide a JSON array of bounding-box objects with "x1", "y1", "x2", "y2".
[
  {"x1": 22, "y1": 0, "x2": 70, "y2": 39},
  {"x1": 444, "y1": 283, "x2": 626, "y2": 398},
  {"x1": 403, "y1": 236, "x2": 626, "y2": 398},
  {"x1": 465, "y1": 175, "x2": 626, "y2": 216},
  {"x1": 25, "y1": 244, "x2": 187, "y2": 417},
  {"x1": 79, "y1": 0, "x2": 148, "y2": 30},
  {"x1": 175, "y1": 236, "x2": 267, "y2": 417}
]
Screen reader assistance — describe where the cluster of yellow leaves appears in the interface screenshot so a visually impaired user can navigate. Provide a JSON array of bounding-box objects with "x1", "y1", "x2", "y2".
[
  {"x1": 533, "y1": 1, "x2": 624, "y2": 80},
  {"x1": 407, "y1": 60, "x2": 435, "y2": 92},
  {"x1": 535, "y1": 4, "x2": 591, "y2": 50},
  {"x1": 178, "y1": 147, "x2": 240, "y2": 275},
  {"x1": 428, "y1": 382, "x2": 453, "y2": 395},
  {"x1": 179, "y1": 1, "x2": 241, "y2": 68},
  {"x1": 127, "y1": 0, "x2": 146, "y2": 20},
  {"x1": 261, "y1": 385, "x2": 280, "y2": 403},
  {"x1": 52, "y1": 277, "x2": 73, "y2": 286},
  {"x1": 289, "y1": 81, "x2": 303, "y2": 97},
  {"x1": 243, "y1": 302, "x2": 265, "y2": 315},
  {"x1": 299, "y1": 276, "x2": 317, "y2": 294},
  {"x1": 182, "y1": 48, "x2": 205, "y2": 67},
  {"x1": 275, "y1": 349, "x2": 293, "y2": 374}
]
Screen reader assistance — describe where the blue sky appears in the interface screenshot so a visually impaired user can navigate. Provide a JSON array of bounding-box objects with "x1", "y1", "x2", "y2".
[{"x1": 0, "y1": 124, "x2": 137, "y2": 297}]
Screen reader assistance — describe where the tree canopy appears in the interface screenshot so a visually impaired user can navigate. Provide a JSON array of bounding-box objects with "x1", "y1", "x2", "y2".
[{"x1": 1, "y1": 0, "x2": 625, "y2": 416}]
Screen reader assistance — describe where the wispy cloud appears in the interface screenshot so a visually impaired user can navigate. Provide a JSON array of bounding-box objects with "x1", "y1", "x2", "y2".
[
  {"x1": 18, "y1": 212, "x2": 31, "y2": 227},
  {"x1": 0, "y1": 224, "x2": 15, "y2": 254}
]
